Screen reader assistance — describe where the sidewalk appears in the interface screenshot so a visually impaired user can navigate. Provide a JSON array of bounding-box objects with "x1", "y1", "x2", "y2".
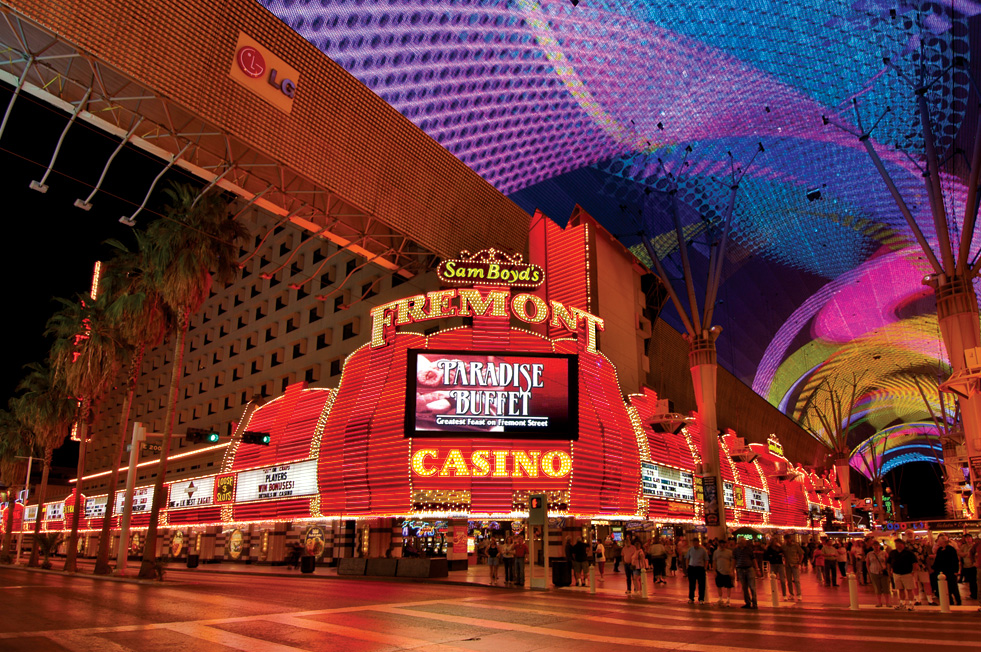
[{"x1": 7, "y1": 557, "x2": 980, "y2": 613}]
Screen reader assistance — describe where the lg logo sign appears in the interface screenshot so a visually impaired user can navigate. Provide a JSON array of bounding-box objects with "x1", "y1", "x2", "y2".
[{"x1": 236, "y1": 45, "x2": 297, "y2": 99}]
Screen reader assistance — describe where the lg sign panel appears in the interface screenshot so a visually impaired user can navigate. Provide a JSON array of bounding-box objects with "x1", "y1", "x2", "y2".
[{"x1": 406, "y1": 350, "x2": 578, "y2": 439}]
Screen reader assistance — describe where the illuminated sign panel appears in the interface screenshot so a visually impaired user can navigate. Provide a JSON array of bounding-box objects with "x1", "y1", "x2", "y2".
[
  {"x1": 44, "y1": 502, "x2": 64, "y2": 521},
  {"x1": 24, "y1": 505, "x2": 37, "y2": 523},
  {"x1": 746, "y1": 487, "x2": 770, "y2": 513},
  {"x1": 84, "y1": 495, "x2": 108, "y2": 519},
  {"x1": 169, "y1": 478, "x2": 216, "y2": 510},
  {"x1": 369, "y1": 289, "x2": 604, "y2": 351},
  {"x1": 411, "y1": 447, "x2": 572, "y2": 478},
  {"x1": 235, "y1": 460, "x2": 318, "y2": 502},
  {"x1": 214, "y1": 475, "x2": 236, "y2": 504},
  {"x1": 228, "y1": 32, "x2": 300, "y2": 114},
  {"x1": 406, "y1": 350, "x2": 577, "y2": 439},
  {"x1": 115, "y1": 486, "x2": 154, "y2": 515},
  {"x1": 436, "y1": 249, "x2": 544, "y2": 289},
  {"x1": 641, "y1": 461, "x2": 695, "y2": 502}
]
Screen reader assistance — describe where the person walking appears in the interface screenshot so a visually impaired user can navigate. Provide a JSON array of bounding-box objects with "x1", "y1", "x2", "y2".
[
  {"x1": 888, "y1": 538, "x2": 917, "y2": 611},
  {"x1": 677, "y1": 537, "x2": 690, "y2": 578},
  {"x1": 649, "y1": 537, "x2": 668, "y2": 584},
  {"x1": 763, "y1": 537, "x2": 788, "y2": 600},
  {"x1": 621, "y1": 537, "x2": 637, "y2": 594},
  {"x1": 594, "y1": 537, "x2": 606, "y2": 582},
  {"x1": 501, "y1": 535, "x2": 516, "y2": 586},
  {"x1": 631, "y1": 541, "x2": 649, "y2": 595},
  {"x1": 782, "y1": 534, "x2": 804, "y2": 601},
  {"x1": 960, "y1": 534, "x2": 977, "y2": 601},
  {"x1": 513, "y1": 535, "x2": 528, "y2": 587},
  {"x1": 812, "y1": 544, "x2": 827, "y2": 586},
  {"x1": 733, "y1": 538, "x2": 758, "y2": 609},
  {"x1": 835, "y1": 541, "x2": 847, "y2": 581},
  {"x1": 571, "y1": 535, "x2": 589, "y2": 587},
  {"x1": 866, "y1": 540, "x2": 891, "y2": 607},
  {"x1": 486, "y1": 538, "x2": 501, "y2": 585},
  {"x1": 686, "y1": 537, "x2": 709, "y2": 604},
  {"x1": 933, "y1": 534, "x2": 963, "y2": 606},
  {"x1": 713, "y1": 538, "x2": 735, "y2": 606},
  {"x1": 666, "y1": 538, "x2": 677, "y2": 577},
  {"x1": 612, "y1": 537, "x2": 623, "y2": 573}
]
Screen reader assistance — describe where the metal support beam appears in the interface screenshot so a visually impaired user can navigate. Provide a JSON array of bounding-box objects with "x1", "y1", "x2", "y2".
[
  {"x1": 958, "y1": 110, "x2": 981, "y2": 275},
  {"x1": 671, "y1": 192, "x2": 702, "y2": 333},
  {"x1": 703, "y1": 184, "x2": 738, "y2": 327},
  {"x1": 120, "y1": 142, "x2": 191, "y2": 226},
  {"x1": 639, "y1": 235, "x2": 696, "y2": 336},
  {"x1": 0, "y1": 55, "x2": 32, "y2": 140},
  {"x1": 75, "y1": 116, "x2": 143, "y2": 210},
  {"x1": 30, "y1": 87, "x2": 92, "y2": 193},
  {"x1": 917, "y1": 91, "x2": 956, "y2": 272},
  {"x1": 860, "y1": 137, "x2": 944, "y2": 275}
]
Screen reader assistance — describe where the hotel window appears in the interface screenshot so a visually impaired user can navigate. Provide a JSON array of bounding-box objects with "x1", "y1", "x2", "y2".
[
  {"x1": 316, "y1": 330, "x2": 332, "y2": 350},
  {"x1": 330, "y1": 359, "x2": 342, "y2": 377},
  {"x1": 342, "y1": 320, "x2": 359, "y2": 340}
]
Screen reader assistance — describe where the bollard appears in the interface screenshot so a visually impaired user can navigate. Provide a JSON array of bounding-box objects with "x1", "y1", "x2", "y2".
[
  {"x1": 640, "y1": 567, "x2": 649, "y2": 599},
  {"x1": 848, "y1": 573, "x2": 859, "y2": 611},
  {"x1": 938, "y1": 573, "x2": 951, "y2": 613},
  {"x1": 770, "y1": 573, "x2": 780, "y2": 608},
  {"x1": 589, "y1": 564, "x2": 596, "y2": 594}
]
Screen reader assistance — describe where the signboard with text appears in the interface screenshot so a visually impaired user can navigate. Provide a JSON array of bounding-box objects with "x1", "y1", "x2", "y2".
[
  {"x1": 235, "y1": 460, "x2": 318, "y2": 502},
  {"x1": 641, "y1": 461, "x2": 695, "y2": 502},
  {"x1": 84, "y1": 495, "x2": 108, "y2": 520},
  {"x1": 115, "y1": 486, "x2": 154, "y2": 516},
  {"x1": 169, "y1": 478, "x2": 216, "y2": 510},
  {"x1": 407, "y1": 350, "x2": 577, "y2": 439}
]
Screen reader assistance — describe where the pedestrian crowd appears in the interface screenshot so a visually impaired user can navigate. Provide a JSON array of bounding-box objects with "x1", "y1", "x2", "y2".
[{"x1": 477, "y1": 527, "x2": 980, "y2": 613}]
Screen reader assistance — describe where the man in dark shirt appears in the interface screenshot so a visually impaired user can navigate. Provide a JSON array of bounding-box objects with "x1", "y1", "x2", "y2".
[
  {"x1": 888, "y1": 539, "x2": 918, "y2": 611},
  {"x1": 571, "y1": 536, "x2": 589, "y2": 587},
  {"x1": 932, "y1": 535, "x2": 962, "y2": 606},
  {"x1": 733, "y1": 538, "x2": 758, "y2": 609}
]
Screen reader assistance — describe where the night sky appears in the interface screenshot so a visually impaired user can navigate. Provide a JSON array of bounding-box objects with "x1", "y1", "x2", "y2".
[
  {"x1": 0, "y1": 81, "x2": 950, "y2": 517},
  {"x1": 0, "y1": 82, "x2": 194, "y2": 467}
]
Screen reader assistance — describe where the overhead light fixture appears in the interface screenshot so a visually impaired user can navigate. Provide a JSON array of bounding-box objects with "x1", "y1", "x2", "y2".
[{"x1": 806, "y1": 188, "x2": 822, "y2": 202}]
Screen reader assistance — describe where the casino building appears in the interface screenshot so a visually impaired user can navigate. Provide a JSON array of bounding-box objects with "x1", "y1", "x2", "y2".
[
  {"x1": 17, "y1": 207, "x2": 838, "y2": 566},
  {"x1": 1, "y1": 0, "x2": 836, "y2": 566}
]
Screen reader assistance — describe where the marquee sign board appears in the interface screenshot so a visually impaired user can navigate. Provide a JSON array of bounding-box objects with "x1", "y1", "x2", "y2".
[
  {"x1": 436, "y1": 248, "x2": 544, "y2": 289},
  {"x1": 235, "y1": 460, "x2": 318, "y2": 502}
]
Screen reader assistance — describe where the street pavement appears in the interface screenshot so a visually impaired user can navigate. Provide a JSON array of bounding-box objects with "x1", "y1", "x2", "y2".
[{"x1": 1, "y1": 561, "x2": 979, "y2": 651}]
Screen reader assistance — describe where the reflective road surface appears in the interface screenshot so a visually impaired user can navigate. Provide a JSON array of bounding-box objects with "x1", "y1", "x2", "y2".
[{"x1": 1, "y1": 567, "x2": 980, "y2": 652}]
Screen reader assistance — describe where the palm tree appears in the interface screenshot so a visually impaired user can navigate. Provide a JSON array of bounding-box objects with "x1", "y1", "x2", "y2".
[
  {"x1": 92, "y1": 232, "x2": 172, "y2": 575},
  {"x1": 799, "y1": 371, "x2": 866, "y2": 531},
  {"x1": 138, "y1": 183, "x2": 247, "y2": 579},
  {"x1": 16, "y1": 361, "x2": 76, "y2": 568},
  {"x1": 0, "y1": 402, "x2": 31, "y2": 560},
  {"x1": 47, "y1": 294, "x2": 126, "y2": 572}
]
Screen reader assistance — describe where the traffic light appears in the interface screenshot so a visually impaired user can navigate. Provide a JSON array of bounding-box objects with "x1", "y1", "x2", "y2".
[
  {"x1": 242, "y1": 431, "x2": 271, "y2": 446},
  {"x1": 186, "y1": 427, "x2": 219, "y2": 444},
  {"x1": 528, "y1": 493, "x2": 546, "y2": 525}
]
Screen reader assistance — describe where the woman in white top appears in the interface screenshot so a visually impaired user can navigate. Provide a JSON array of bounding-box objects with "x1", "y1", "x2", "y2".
[
  {"x1": 594, "y1": 539, "x2": 606, "y2": 580},
  {"x1": 501, "y1": 535, "x2": 516, "y2": 586}
]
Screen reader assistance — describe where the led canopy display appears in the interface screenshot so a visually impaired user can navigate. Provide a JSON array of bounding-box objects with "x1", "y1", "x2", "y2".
[{"x1": 406, "y1": 350, "x2": 577, "y2": 438}]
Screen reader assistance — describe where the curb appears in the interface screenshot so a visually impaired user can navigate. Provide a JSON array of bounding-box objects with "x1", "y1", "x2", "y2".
[{"x1": 0, "y1": 563, "x2": 178, "y2": 586}]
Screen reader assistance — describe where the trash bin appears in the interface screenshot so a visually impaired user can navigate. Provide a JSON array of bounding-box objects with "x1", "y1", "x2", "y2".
[
  {"x1": 186, "y1": 554, "x2": 199, "y2": 569},
  {"x1": 551, "y1": 559, "x2": 571, "y2": 587},
  {"x1": 301, "y1": 555, "x2": 316, "y2": 574}
]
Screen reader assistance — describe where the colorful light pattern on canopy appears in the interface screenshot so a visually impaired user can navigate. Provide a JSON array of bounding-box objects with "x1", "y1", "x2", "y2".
[
  {"x1": 261, "y1": 0, "x2": 981, "y2": 472},
  {"x1": 850, "y1": 422, "x2": 944, "y2": 480}
]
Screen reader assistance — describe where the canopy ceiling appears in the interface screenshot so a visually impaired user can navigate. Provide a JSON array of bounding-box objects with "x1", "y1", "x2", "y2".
[{"x1": 260, "y1": 0, "x2": 980, "y2": 471}]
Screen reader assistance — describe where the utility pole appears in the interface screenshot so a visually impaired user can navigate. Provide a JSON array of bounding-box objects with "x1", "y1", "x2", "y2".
[{"x1": 14, "y1": 455, "x2": 41, "y2": 562}]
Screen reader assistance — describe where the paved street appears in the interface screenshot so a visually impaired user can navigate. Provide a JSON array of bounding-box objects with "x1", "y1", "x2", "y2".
[{"x1": 1, "y1": 564, "x2": 980, "y2": 651}]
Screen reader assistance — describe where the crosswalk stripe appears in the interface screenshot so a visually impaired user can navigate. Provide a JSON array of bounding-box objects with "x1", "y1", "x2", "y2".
[
  {"x1": 517, "y1": 591, "x2": 981, "y2": 628},
  {"x1": 47, "y1": 631, "x2": 134, "y2": 652},
  {"x1": 263, "y1": 613, "x2": 473, "y2": 651},
  {"x1": 162, "y1": 622, "x2": 308, "y2": 652},
  {"x1": 461, "y1": 600, "x2": 980, "y2": 646},
  {"x1": 369, "y1": 604, "x2": 799, "y2": 652}
]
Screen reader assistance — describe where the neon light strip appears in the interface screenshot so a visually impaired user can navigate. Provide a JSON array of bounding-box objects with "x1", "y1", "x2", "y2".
[{"x1": 69, "y1": 442, "x2": 230, "y2": 483}]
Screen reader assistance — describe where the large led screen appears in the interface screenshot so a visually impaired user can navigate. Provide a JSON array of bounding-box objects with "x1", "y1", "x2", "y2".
[{"x1": 406, "y1": 350, "x2": 577, "y2": 439}]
